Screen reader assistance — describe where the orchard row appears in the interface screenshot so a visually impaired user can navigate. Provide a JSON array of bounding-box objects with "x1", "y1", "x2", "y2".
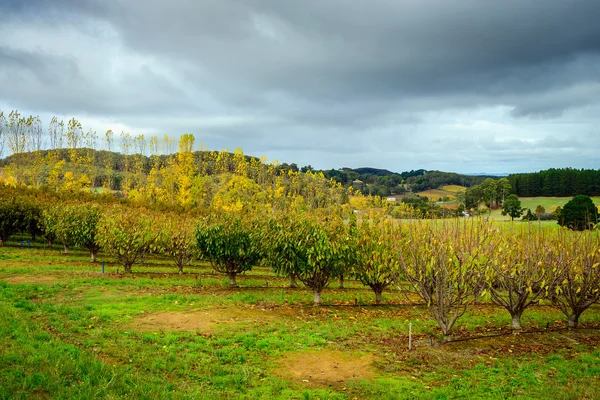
[{"x1": 1, "y1": 189, "x2": 599, "y2": 340}]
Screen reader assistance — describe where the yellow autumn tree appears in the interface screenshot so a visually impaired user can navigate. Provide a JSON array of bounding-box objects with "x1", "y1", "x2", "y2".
[
  {"x1": 211, "y1": 174, "x2": 266, "y2": 213},
  {"x1": 175, "y1": 133, "x2": 197, "y2": 207}
]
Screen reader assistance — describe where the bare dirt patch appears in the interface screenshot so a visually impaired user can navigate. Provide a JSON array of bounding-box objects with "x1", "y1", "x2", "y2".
[
  {"x1": 369, "y1": 328, "x2": 600, "y2": 377},
  {"x1": 131, "y1": 307, "x2": 285, "y2": 332},
  {"x1": 275, "y1": 350, "x2": 379, "y2": 387},
  {"x1": 133, "y1": 311, "x2": 217, "y2": 332},
  {"x1": 2, "y1": 275, "x2": 60, "y2": 284}
]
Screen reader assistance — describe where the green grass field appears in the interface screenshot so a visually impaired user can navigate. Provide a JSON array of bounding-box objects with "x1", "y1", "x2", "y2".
[
  {"x1": 1, "y1": 241, "x2": 600, "y2": 399},
  {"x1": 484, "y1": 196, "x2": 600, "y2": 224}
]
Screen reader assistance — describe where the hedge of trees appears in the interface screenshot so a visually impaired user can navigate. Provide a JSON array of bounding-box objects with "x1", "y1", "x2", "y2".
[{"x1": 2, "y1": 186, "x2": 599, "y2": 342}]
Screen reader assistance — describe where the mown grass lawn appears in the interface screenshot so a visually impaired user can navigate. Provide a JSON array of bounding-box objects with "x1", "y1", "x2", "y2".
[{"x1": 1, "y1": 243, "x2": 600, "y2": 399}]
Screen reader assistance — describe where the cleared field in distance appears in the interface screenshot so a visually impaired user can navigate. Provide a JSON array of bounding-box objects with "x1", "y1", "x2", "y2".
[
  {"x1": 415, "y1": 189, "x2": 456, "y2": 201},
  {"x1": 519, "y1": 196, "x2": 600, "y2": 212},
  {"x1": 439, "y1": 185, "x2": 467, "y2": 193},
  {"x1": 413, "y1": 186, "x2": 466, "y2": 209},
  {"x1": 487, "y1": 196, "x2": 600, "y2": 223}
]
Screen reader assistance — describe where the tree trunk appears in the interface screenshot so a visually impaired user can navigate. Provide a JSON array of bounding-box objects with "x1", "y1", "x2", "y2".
[
  {"x1": 313, "y1": 290, "x2": 321, "y2": 306},
  {"x1": 124, "y1": 264, "x2": 132, "y2": 274},
  {"x1": 178, "y1": 265, "x2": 184, "y2": 275},
  {"x1": 568, "y1": 312, "x2": 580, "y2": 329},
  {"x1": 229, "y1": 273, "x2": 237, "y2": 287},
  {"x1": 339, "y1": 274, "x2": 344, "y2": 289},
  {"x1": 90, "y1": 250, "x2": 96, "y2": 263},
  {"x1": 63, "y1": 243, "x2": 69, "y2": 254},
  {"x1": 375, "y1": 290, "x2": 383, "y2": 305},
  {"x1": 511, "y1": 312, "x2": 522, "y2": 331},
  {"x1": 289, "y1": 274, "x2": 299, "y2": 288},
  {"x1": 47, "y1": 239, "x2": 52, "y2": 248}
]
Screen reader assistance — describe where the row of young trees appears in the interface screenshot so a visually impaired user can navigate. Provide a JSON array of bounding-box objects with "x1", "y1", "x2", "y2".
[{"x1": 2, "y1": 187, "x2": 598, "y2": 340}]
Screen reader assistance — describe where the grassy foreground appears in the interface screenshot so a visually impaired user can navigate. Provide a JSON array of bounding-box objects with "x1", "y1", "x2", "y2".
[{"x1": 1, "y1": 243, "x2": 600, "y2": 399}]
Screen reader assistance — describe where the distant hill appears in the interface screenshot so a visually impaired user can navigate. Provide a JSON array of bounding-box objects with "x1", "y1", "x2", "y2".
[
  {"x1": 349, "y1": 167, "x2": 397, "y2": 177},
  {"x1": 318, "y1": 167, "x2": 491, "y2": 197}
]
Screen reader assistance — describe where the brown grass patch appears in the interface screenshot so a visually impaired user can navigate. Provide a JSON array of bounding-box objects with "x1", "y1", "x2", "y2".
[
  {"x1": 415, "y1": 189, "x2": 457, "y2": 201},
  {"x1": 275, "y1": 350, "x2": 379, "y2": 387},
  {"x1": 2, "y1": 275, "x2": 60, "y2": 284},
  {"x1": 133, "y1": 311, "x2": 218, "y2": 332},
  {"x1": 131, "y1": 307, "x2": 285, "y2": 332},
  {"x1": 440, "y1": 185, "x2": 467, "y2": 193}
]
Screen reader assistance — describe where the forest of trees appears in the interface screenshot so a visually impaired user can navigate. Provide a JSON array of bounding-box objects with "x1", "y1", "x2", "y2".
[
  {"x1": 321, "y1": 167, "x2": 425, "y2": 197},
  {"x1": 406, "y1": 170, "x2": 496, "y2": 192},
  {"x1": 319, "y1": 167, "x2": 493, "y2": 197},
  {"x1": 508, "y1": 168, "x2": 600, "y2": 197}
]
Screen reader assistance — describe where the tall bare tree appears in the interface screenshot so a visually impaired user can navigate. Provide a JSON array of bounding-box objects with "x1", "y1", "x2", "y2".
[
  {"x1": 7, "y1": 110, "x2": 26, "y2": 156},
  {"x1": 0, "y1": 111, "x2": 6, "y2": 158}
]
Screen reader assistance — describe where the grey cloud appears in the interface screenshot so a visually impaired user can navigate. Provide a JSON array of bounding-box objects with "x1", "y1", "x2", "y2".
[
  {"x1": 0, "y1": 46, "x2": 79, "y2": 85},
  {"x1": 1, "y1": 0, "x2": 600, "y2": 173}
]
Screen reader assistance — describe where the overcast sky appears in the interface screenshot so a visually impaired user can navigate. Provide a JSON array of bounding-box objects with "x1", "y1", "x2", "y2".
[{"x1": 1, "y1": 1, "x2": 599, "y2": 174}]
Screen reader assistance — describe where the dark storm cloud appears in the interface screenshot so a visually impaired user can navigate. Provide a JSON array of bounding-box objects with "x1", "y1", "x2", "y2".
[
  {"x1": 1, "y1": 0, "x2": 599, "y2": 172},
  {"x1": 83, "y1": 0, "x2": 600, "y2": 109}
]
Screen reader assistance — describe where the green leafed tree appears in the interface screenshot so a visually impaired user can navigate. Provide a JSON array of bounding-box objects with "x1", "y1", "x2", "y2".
[
  {"x1": 559, "y1": 195, "x2": 599, "y2": 231},
  {"x1": 501, "y1": 194, "x2": 524, "y2": 221},
  {"x1": 42, "y1": 204, "x2": 102, "y2": 260},
  {"x1": 158, "y1": 213, "x2": 200, "y2": 274},
  {"x1": 42, "y1": 205, "x2": 76, "y2": 254},
  {"x1": 351, "y1": 212, "x2": 401, "y2": 304},
  {"x1": 496, "y1": 177, "x2": 512, "y2": 205},
  {"x1": 0, "y1": 191, "x2": 29, "y2": 246},
  {"x1": 71, "y1": 205, "x2": 102, "y2": 262},
  {"x1": 263, "y1": 212, "x2": 352, "y2": 305},
  {"x1": 535, "y1": 205, "x2": 546, "y2": 219},
  {"x1": 195, "y1": 212, "x2": 263, "y2": 287},
  {"x1": 96, "y1": 206, "x2": 160, "y2": 273}
]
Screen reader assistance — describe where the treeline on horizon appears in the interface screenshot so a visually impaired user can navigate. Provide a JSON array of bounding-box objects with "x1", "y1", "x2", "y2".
[
  {"x1": 508, "y1": 169, "x2": 600, "y2": 197},
  {"x1": 1, "y1": 110, "x2": 599, "y2": 198},
  {"x1": 320, "y1": 168, "x2": 495, "y2": 197}
]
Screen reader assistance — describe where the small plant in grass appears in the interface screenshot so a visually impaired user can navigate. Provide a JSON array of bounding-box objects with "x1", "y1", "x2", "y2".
[
  {"x1": 96, "y1": 206, "x2": 160, "y2": 273},
  {"x1": 195, "y1": 212, "x2": 263, "y2": 287}
]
